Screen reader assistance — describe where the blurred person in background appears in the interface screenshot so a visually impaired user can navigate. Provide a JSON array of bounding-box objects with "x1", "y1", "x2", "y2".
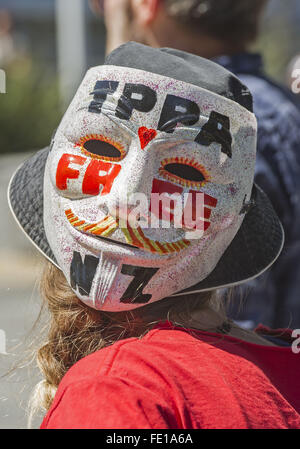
[{"x1": 91, "y1": 0, "x2": 300, "y2": 329}]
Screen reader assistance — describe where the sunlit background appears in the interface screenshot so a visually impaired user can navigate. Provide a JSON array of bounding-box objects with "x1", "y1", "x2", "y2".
[{"x1": 0, "y1": 0, "x2": 299, "y2": 429}]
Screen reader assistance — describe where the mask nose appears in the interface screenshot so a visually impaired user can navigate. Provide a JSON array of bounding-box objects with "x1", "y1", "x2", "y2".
[{"x1": 102, "y1": 134, "x2": 158, "y2": 222}]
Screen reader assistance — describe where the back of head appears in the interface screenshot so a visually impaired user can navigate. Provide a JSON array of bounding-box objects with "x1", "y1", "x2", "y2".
[{"x1": 165, "y1": 0, "x2": 268, "y2": 47}]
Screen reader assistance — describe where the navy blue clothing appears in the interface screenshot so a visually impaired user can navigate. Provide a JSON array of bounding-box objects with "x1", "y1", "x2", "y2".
[{"x1": 215, "y1": 54, "x2": 300, "y2": 328}]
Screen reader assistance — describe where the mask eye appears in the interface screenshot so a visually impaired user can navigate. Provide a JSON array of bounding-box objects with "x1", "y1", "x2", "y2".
[
  {"x1": 77, "y1": 134, "x2": 126, "y2": 162},
  {"x1": 159, "y1": 158, "x2": 209, "y2": 188}
]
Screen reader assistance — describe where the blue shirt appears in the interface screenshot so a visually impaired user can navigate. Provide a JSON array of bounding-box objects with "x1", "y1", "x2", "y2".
[{"x1": 215, "y1": 53, "x2": 300, "y2": 328}]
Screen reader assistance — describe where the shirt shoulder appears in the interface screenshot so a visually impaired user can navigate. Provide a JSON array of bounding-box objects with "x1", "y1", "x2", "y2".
[
  {"x1": 40, "y1": 325, "x2": 300, "y2": 429},
  {"x1": 48, "y1": 324, "x2": 298, "y2": 391},
  {"x1": 40, "y1": 328, "x2": 192, "y2": 429},
  {"x1": 48, "y1": 327, "x2": 179, "y2": 396}
]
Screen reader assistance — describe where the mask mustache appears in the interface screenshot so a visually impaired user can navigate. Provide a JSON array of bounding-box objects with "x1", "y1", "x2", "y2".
[{"x1": 64, "y1": 208, "x2": 191, "y2": 255}]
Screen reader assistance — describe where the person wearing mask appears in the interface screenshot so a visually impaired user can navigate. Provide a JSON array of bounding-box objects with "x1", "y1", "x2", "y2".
[
  {"x1": 8, "y1": 42, "x2": 300, "y2": 429},
  {"x1": 90, "y1": 0, "x2": 300, "y2": 329}
]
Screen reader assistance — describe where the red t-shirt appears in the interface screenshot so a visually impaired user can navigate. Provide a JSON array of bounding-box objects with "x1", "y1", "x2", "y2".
[{"x1": 40, "y1": 321, "x2": 300, "y2": 429}]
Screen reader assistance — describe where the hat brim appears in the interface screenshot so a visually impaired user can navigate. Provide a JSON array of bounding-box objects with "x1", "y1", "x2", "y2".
[{"x1": 8, "y1": 147, "x2": 284, "y2": 294}]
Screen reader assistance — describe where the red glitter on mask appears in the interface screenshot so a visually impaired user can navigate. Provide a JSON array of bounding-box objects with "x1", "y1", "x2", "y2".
[{"x1": 138, "y1": 127, "x2": 157, "y2": 149}]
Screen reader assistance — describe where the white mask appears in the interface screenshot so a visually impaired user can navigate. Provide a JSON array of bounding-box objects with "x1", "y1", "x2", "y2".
[{"x1": 44, "y1": 63, "x2": 257, "y2": 312}]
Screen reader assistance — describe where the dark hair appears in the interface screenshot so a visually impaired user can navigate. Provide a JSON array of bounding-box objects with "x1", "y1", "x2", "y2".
[{"x1": 165, "y1": 0, "x2": 268, "y2": 46}]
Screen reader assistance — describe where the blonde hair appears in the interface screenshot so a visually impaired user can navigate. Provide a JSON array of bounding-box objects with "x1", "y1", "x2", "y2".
[{"x1": 28, "y1": 260, "x2": 225, "y2": 424}]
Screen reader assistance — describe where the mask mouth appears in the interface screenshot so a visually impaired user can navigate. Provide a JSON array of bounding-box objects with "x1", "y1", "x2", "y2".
[
  {"x1": 65, "y1": 208, "x2": 191, "y2": 255},
  {"x1": 86, "y1": 233, "x2": 145, "y2": 251}
]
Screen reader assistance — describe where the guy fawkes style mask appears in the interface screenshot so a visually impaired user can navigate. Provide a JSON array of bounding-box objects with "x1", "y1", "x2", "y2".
[{"x1": 8, "y1": 43, "x2": 284, "y2": 311}]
